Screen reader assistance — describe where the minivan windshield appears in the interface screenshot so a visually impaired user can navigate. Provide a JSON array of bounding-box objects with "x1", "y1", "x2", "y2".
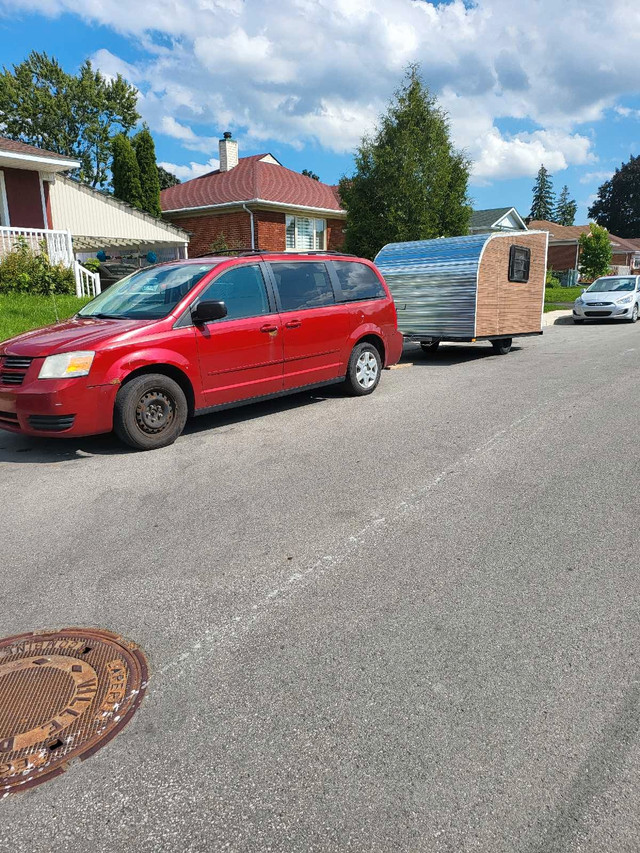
[
  {"x1": 78, "y1": 263, "x2": 216, "y2": 320},
  {"x1": 586, "y1": 277, "x2": 636, "y2": 293}
]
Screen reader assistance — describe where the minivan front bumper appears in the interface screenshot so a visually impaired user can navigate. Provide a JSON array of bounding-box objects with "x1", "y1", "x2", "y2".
[{"x1": 0, "y1": 360, "x2": 117, "y2": 437}]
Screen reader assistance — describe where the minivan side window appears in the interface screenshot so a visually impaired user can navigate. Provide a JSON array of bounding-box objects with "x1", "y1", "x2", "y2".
[
  {"x1": 270, "y1": 262, "x2": 334, "y2": 311},
  {"x1": 198, "y1": 264, "x2": 270, "y2": 320},
  {"x1": 333, "y1": 261, "x2": 386, "y2": 302}
]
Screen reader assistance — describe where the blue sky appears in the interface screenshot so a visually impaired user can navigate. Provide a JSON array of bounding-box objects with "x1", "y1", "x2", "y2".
[{"x1": 1, "y1": 0, "x2": 639, "y2": 223}]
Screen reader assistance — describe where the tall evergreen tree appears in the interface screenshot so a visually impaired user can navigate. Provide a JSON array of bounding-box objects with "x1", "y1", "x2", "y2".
[
  {"x1": 554, "y1": 185, "x2": 577, "y2": 226},
  {"x1": 134, "y1": 125, "x2": 161, "y2": 217},
  {"x1": 529, "y1": 164, "x2": 555, "y2": 221},
  {"x1": 111, "y1": 134, "x2": 143, "y2": 210},
  {"x1": 157, "y1": 166, "x2": 181, "y2": 190},
  {"x1": 0, "y1": 51, "x2": 139, "y2": 188},
  {"x1": 588, "y1": 155, "x2": 640, "y2": 237},
  {"x1": 338, "y1": 65, "x2": 471, "y2": 259}
]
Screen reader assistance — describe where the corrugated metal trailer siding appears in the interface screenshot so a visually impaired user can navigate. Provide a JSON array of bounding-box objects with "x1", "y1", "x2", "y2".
[{"x1": 374, "y1": 234, "x2": 488, "y2": 337}]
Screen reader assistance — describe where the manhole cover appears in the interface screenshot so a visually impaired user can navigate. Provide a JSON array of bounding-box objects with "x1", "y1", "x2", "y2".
[{"x1": 0, "y1": 628, "x2": 147, "y2": 794}]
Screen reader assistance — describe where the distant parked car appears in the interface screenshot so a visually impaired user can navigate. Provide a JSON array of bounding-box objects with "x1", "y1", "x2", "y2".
[
  {"x1": 0, "y1": 252, "x2": 403, "y2": 450},
  {"x1": 573, "y1": 276, "x2": 640, "y2": 323}
]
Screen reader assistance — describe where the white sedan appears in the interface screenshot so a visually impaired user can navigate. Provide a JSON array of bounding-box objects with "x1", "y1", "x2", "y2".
[{"x1": 573, "y1": 275, "x2": 640, "y2": 323}]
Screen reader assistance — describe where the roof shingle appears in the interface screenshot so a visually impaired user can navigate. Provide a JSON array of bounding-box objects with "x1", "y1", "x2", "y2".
[
  {"x1": 0, "y1": 135, "x2": 78, "y2": 164},
  {"x1": 161, "y1": 155, "x2": 344, "y2": 213}
]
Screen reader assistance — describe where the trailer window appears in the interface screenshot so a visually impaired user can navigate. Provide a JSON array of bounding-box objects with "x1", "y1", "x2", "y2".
[{"x1": 509, "y1": 246, "x2": 531, "y2": 283}]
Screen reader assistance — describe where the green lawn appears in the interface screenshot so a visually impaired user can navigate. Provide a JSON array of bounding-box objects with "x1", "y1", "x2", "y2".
[
  {"x1": 545, "y1": 285, "x2": 583, "y2": 304},
  {"x1": 0, "y1": 293, "x2": 90, "y2": 343}
]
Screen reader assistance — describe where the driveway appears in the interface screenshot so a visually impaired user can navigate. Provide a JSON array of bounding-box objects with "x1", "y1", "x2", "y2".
[{"x1": 2, "y1": 322, "x2": 640, "y2": 852}]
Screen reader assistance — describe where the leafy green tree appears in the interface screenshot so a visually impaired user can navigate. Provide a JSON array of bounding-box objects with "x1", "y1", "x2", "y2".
[
  {"x1": 588, "y1": 155, "x2": 640, "y2": 237},
  {"x1": 338, "y1": 65, "x2": 471, "y2": 259},
  {"x1": 554, "y1": 185, "x2": 577, "y2": 226},
  {"x1": 0, "y1": 51, "x2": 139, "y2": 188},
  {"x1": 111, "y1": 134, "x2": 143, "y2": 209},
  {"x1": 579, "y1": 223, "x2": 612, "y2": 281},
  {"x1": 529, "y1": 164, "x2": 555, "y2": 221},
  {"x1": 157, "y1": 166, "x2": 181, "y2": 190},
  {"x1": 302, "y1": 169, "x2": 320, "y2": 181},
  {"x1": 133, "y1": 125, "x2": 161, "y2": 217}
]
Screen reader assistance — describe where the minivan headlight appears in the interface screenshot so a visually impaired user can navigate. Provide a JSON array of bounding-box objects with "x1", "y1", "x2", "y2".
[{"x1": 38, "y1": 351, "x2": 95, "y2": 379}]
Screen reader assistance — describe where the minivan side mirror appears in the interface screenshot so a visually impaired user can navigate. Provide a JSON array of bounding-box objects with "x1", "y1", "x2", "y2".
[{"x1": 191, "y1": 300, "x2": 228, "y2": 324}]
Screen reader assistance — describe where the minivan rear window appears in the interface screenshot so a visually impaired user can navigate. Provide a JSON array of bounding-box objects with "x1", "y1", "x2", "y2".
[
  {"x1": 270, "y1": 262, "x2": 334, "y2": 311},
  {"x1": 333, "y1": 262, "x2": 386, "y2": 301}
]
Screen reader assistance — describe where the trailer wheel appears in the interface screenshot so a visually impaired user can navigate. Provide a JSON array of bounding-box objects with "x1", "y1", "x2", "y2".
[
  {"x1": 420, "y1": 341, "x2": 440, "y2": 353},
  {"x1": 491, "y1": 338, "x2": 512, "y2": 355}
]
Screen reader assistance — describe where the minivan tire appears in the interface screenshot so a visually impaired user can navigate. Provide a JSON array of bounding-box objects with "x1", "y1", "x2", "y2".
[
  {"x1": 344, "y1": 341, "x2": 382, "y2": 396},
  {"x1": 114, "y1": 373, "x2": 188, "y2": 450}
]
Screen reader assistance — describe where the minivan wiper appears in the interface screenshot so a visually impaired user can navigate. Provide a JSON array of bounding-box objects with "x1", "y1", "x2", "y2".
[{"x1": 91, "y1": 313, "x2": 125, "y2": 319}]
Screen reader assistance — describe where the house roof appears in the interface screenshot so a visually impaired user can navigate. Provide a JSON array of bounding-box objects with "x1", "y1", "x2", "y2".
[
  {"x1": 161, "y1": 154, "x2": 345, "y2": 215},
  {"x1": 0, "y1": 135, "x2": 80, "y2": 172},
  {"x1": 470, "y1": 207, "x2": 514, "y2": 229},
  {"x1": 529, "y1": 220, "x2": 638, "y2": 252}
]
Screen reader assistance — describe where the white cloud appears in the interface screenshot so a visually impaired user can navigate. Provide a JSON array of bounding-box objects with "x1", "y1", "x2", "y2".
[
  {"x1": 158, "y1": 158, "x2": 220, "y2": 181},
  {"x1": 3, "y1": 0, "x2": 640, "y2": 182},
  {"x1": 579, "y1": 170, "x2": 613, "y2": 185}
]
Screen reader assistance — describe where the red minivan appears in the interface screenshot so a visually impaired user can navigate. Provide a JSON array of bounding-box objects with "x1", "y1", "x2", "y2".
[{"x1": 0, "y1": 252, "x2": 403, "y2": 450}]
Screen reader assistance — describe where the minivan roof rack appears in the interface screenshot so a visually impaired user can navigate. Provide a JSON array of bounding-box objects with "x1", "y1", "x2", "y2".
[{"x1": 194, "y1": 249, "x2": 358, "y2": 259}]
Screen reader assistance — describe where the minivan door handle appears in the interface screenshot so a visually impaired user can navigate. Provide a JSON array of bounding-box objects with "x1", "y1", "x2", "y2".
[
  {"x1": 260, "y1": 323, "x2": 278, "y2": 333},
  {"x1": 285, "y1": 319, "x2": 302, "y2": 329}
]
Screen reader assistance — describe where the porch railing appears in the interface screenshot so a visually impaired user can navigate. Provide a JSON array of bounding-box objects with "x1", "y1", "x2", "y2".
[
  {"x1": 0, "y1": 225, "x2": 75, "y2": 267},
  {"x1": 74, "y1": 261, "x2": 101, "y2": 298}
]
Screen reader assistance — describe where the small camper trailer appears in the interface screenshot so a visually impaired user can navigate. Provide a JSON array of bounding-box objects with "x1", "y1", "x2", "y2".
[{"x1": 374, "y1": 231, "x2": 548, "y2": 354}]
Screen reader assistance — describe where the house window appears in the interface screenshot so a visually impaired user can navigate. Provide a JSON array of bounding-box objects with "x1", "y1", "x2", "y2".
[
  {"x1": 285, "y1": 215, "x2": 326, "y2": 251},
  {"x1": 508, "y1": 245, "x2": 531, "y2": 282}
]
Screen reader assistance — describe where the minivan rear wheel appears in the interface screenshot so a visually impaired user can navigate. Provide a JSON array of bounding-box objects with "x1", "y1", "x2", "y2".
[
  {"x1": 114, "y1": 374, "x2": 188, "y2": 450},
  {"x1": 344, "y1": 342, "x2": 382, "y2": 396}
]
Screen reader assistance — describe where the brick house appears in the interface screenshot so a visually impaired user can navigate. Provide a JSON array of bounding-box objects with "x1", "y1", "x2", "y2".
[
  {"x1": 160, "y1": 133, "x2": 346, "y2": 257},
  {"x1": 528, "y1": 220, "x2": 640, "y2": 274}
]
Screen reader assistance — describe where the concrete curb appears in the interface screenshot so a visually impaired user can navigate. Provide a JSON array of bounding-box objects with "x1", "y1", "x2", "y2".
[{"x1": 544, "y1": 310, "x2": 574, "y2": 326}]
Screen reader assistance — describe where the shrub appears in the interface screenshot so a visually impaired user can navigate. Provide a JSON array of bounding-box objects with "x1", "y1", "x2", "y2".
[
  {"x1": 82, "y1": 257, "x2": 102, "y2": 273},
  {"x1": 545, "y1": 268, "x2": 561, "y2": 288},
  {"x1": 0, "y1": 239, "x2": 75, "y2": 295}
]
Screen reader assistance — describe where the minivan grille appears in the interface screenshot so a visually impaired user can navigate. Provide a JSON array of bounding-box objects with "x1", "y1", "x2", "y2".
[
  {"x1": 0, "y1": 355, "x2": 33, "y2": 386},
  {"x1": 0, "y1": 411, "x2": 19, "y2": 428}
]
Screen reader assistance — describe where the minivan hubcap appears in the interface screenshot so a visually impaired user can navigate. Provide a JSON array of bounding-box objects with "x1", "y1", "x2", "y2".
[
  {"x1": 356, "y1": 351, "x2": 379, "y2": 388},
  {"x1": 136, "y1": 390, "x2": 174, "y2": 434}
]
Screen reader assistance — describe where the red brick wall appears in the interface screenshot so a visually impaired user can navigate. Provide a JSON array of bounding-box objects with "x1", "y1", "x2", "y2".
[
  {"x1": 2, "y1": 167, "x2": 44, "y2": 228},
  {"x1": 327, "y1": 218, "x2": 346, "y2": 251},
  {"x1": 548, "y1": 244, "x2": 579, "y2": 271},
  {"x1": 164, "y1": 211, "x2": 251, "y2": 257},
  {"x1": 255, "y1": 210, "x2": 285, "y2": 250},
  {"x1": 163, "y1": 208, "x2": 347, "y2": 257}
]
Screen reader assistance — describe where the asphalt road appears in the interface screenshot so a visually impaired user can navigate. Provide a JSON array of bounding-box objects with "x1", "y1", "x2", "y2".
[{"x1": 2, "y1": 320, "x2": 640, "y2": 852}]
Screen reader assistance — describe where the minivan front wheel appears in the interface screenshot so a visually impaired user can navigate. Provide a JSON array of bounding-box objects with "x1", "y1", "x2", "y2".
[
  {"x1": 114, "y1": 373, "x2": 188, "y2": 450},
  {"x1": 344, "y1": 342, "x2": 382, "y2": 396}
]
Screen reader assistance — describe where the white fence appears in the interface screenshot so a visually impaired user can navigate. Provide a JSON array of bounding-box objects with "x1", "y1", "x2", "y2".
[
  {"x1": 74, "y1": 261, "x2": 101, "y2": 298},
  {"x1": 610, "y1": 265, "x2": 631, "y2": 276},
  {"x1": 0, "y1": 226, "x2": 101, "y2": 298},
  {"x1": 0, "y1": 225, "x2": 74, "y2": 267}
]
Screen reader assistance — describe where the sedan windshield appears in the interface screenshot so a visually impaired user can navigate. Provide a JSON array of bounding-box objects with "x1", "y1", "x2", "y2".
[
  {"x1": 587, "y1": 277, "x2": 636, "y2": 293},
  {"x1": 78, "y1": 263, "x2": 216, "y2": 320}
]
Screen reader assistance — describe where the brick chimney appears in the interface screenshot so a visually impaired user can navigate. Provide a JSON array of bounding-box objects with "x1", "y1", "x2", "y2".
[{"x1": 219, "y1": 131, "x2": 238, "y2": 172}]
